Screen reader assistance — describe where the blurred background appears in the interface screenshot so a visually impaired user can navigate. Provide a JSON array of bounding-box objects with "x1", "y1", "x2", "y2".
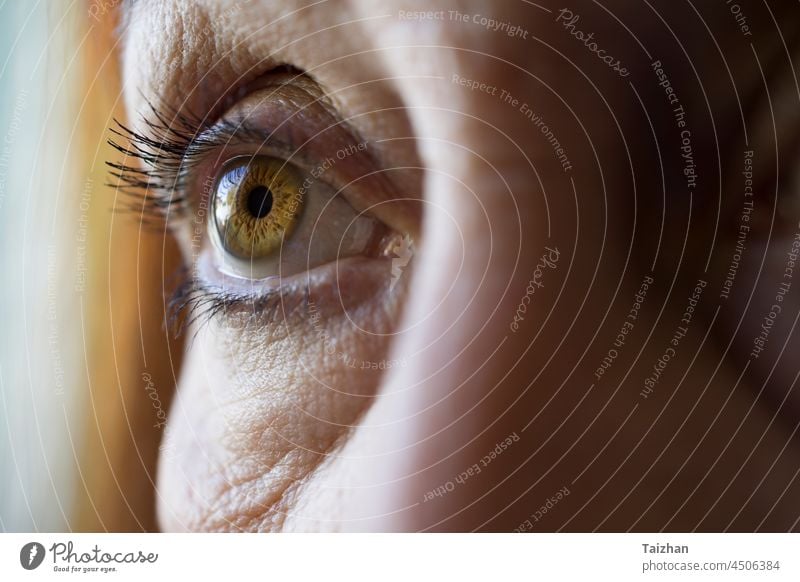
[
  {"x1": 0, "y1": 1, "x2": 179, "y2": 532},
  {"x1": 0, "y1": 1, "x2": 87, "y2": 531}
]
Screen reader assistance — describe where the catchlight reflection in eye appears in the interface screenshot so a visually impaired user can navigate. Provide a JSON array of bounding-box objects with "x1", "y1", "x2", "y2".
[{"x1": 212, "y1": 156, "x2": 304, "y2": 259}]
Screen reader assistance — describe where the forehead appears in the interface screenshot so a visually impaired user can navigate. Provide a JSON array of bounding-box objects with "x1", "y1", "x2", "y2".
[{"x1": 119, "y1": 0, "x2": 534, "y2": 114}]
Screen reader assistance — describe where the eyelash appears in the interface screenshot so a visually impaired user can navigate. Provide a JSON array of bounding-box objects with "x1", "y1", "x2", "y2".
[
  {"x1": 107, "y1": 102, "x2": 266, "y2": 220},
  {"x1": 166, "y1": 272, "x2": 309, "y2": 339},
  {"x1": 107, "y1": 103, "x2": 301, "y2": 335}
]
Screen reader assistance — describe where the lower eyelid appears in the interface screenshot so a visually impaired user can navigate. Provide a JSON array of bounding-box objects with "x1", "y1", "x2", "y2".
[{"x1": 172, "y1": 254, "x2": 397, "y2": 334}]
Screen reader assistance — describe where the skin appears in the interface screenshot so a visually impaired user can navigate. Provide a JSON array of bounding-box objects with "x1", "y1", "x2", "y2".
[{"x1": 118, "y1": 0, "x2": 800, "y2": 531}]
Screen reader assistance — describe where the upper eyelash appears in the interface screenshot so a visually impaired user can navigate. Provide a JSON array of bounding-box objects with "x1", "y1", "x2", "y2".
[
  {"x1": 106, "y1": 103, "x2": 287, "y2": 222},
  {"x1": 106, "y1": 103, "x2": 209, "y2": 219}
]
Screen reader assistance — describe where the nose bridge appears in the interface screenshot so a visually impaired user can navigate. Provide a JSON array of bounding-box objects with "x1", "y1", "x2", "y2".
[
  {"x1": 399, "y1": 52, "x2": 541, "y2": 242},
  {"x1": 359, "y1": 3, "x2": 567, "y2": 248},
  {"x1": 335, "y1": 43, "x2": 566, "y2": 531}
]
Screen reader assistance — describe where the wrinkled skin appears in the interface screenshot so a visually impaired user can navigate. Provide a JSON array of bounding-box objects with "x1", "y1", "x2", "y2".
[{"x1": 120, "y1": 0, "x2": 800, "y2": 531}]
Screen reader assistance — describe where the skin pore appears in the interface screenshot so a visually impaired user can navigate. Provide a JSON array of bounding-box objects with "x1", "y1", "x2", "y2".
[{"x1": 117, "y1": 0, "x2": 800, "y2": 531}]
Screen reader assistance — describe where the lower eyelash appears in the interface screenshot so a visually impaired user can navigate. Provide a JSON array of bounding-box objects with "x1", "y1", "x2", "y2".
[
  {"x1": 107, "y1": 104, "x2": 305, "y2": 337},
  {"x1": 167, "y1": 270, "x2": 309, "y2": 339}
]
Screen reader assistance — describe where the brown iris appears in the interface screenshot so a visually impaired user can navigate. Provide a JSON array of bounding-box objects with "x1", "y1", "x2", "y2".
[{"x1": 212, "y1": 156, "x2": 304, "y2": 259}]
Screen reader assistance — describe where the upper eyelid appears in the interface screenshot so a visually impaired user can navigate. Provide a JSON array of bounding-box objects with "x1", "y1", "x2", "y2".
[
  {"x1": 105, "y1": 118, "x2": 293, "y2": 222},
  {"x1": 109, "y1": 73, "x2": 421, "y2": 240},
  {"x1": 175, "y1": 120, "x2": 376, "y2": 229},
  {"x1": 107, "y1": 74, "x2": 356, "y2": 181},
  {"x1": 184, "y1": 117, "x2": 332, "y2": 188},
  {"x1": 107, "y1": 79, "x2": 377, "y2": 216}
]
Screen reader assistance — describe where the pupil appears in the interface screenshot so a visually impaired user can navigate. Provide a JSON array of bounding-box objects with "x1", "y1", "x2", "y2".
[{"x1": 246, "y1": 185, "x2": 273, "y2": 219}]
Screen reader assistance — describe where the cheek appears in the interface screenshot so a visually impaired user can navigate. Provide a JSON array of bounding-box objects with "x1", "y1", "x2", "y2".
[{"x1": 157, "y1": 267, "x2": 405, "y2": 531}]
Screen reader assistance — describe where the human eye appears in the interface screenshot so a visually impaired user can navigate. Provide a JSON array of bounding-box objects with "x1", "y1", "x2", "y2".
[{"x1": 108, "y1": 71, "x2": 416, "y2": 329}]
